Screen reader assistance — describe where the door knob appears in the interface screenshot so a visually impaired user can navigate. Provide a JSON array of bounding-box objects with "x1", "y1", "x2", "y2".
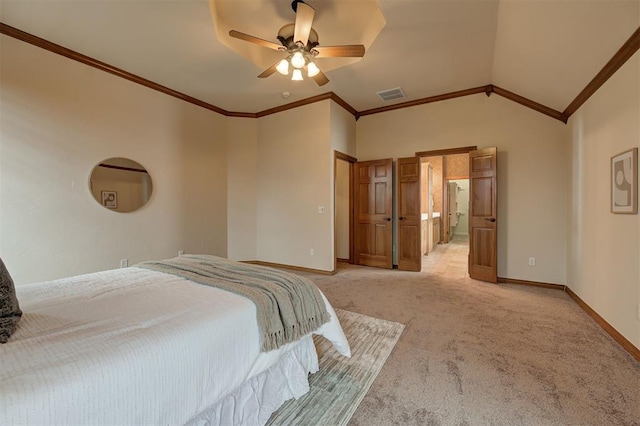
[
  {"x1": 484, "y1": 217, "x2": 496, "y2": 222},
  {"x1": 383, "y1": 217, "x2": 392, "y2": 221},
  {"x1": 399, "y1": 216, "x2": 405, "y2": 220}
]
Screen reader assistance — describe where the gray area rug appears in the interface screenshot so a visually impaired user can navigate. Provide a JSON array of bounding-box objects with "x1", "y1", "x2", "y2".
[{"x1": 267, "y1": 309, "x2": 404, "y2": 426}]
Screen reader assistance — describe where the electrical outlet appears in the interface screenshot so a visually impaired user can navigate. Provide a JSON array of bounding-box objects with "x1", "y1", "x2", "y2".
[
  {"x1": 178, "y1": 250, "x2": 184, "y2": 256},
  {"x1": 120, "y1": 259, "x2": 128, "y2": 268},
  {"x1": 528, "y1": 257, "x2": 536, "y2": 266},
  {"x1": 310, "y1": 248, "x2": 315, "y2": 256}
]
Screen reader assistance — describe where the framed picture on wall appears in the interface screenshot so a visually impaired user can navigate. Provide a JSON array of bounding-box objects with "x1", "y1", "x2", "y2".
[
  {"x1": 611, "y1": 148, "x2": 638, "y2": 214},
  {"x1": 101, "y1": 191, "x2": 118, "y2": 209}
]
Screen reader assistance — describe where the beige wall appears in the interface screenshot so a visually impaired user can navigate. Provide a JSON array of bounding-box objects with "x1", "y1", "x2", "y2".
[
  {"x1": 356, "y1": 94, "x2": 569, "y2": 283},
  {"x1": 226, "y1": 117, "x2": 258, "y2": 261},
  {"x1": 0, "y1": 35, "x2": 228, "y2": 284},
  {"x1": 567, "y1": 54, "x2": 639, "y2": 348},
  {"x1": 227, "y1": 100, "x2": 354, "y2": 271},
  {"x1": 255, "y1": 101, "x2": 334, "y2": 271}
]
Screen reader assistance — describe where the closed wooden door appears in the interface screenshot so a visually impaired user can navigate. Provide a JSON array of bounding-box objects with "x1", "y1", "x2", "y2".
[
  {"x1": 354, "y1": 159, "x2": 393, "y2": 269},
  {"x1": 469, "y1": 147, "x2": 498, "y2": 282},
  {"x1": 397, "y1": 157, "x2": 422, "y2": 271}
]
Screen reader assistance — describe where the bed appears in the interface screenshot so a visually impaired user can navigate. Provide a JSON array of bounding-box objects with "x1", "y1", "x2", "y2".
[{"x1": 0, "y1": 255, "x2": 350, "y2": 425}]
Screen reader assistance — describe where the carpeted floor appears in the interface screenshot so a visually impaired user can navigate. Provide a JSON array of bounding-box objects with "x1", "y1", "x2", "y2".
[{"x1": 292, "y1": 239, "x2": 640, "y2": 426}]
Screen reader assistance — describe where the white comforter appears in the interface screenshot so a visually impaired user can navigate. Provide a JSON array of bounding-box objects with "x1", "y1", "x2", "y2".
[{"x1": 0, "y1": 267, "x2": 350, "y2": 425}]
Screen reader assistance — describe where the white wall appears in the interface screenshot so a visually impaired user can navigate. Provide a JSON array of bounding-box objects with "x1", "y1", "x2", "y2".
[
  {"x1": 0, "y1": 35, "x2": 228, "y2": 284},
  {"x1": 356, "y1": 94, "x2": 569, "y2": 284},
  {"x1": 567, "y1": 54, "x2": 639, "y2": 348},
  {"x1": 226, "y1": 117, "x2": 258, "y2": 260},
  {"x1": 255, "y1": 101, "x2": 334, "y2": 271}
]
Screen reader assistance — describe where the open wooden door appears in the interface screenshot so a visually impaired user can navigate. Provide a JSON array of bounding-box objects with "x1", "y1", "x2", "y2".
[
  {"x1": 354, "y1": 159, "x2": 393, "y2": 269},
  {"x1": 397, "y1": 157, "x2": 422, "y2": 271},
  {"x1": 469, "y1": 147, "x2": 498, "y2": 282}
]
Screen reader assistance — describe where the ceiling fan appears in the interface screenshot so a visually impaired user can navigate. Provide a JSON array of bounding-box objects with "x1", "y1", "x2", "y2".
[{"x1": 229, "y1": 0, "x2": 365, "y2": 86}]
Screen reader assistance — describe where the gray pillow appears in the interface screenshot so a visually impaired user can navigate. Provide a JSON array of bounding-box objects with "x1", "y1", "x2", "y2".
[{"x1": 0, "y1": 257, "x2": 22, "y2": 343}]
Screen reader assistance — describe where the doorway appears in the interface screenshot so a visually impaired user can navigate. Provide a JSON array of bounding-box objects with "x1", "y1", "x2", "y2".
[
  {"x1": 422, "y1": 177, "x2": 470, "y2": 277},
  {"x1": 348, "y1": 146, "x2": 497, "y2": 282},
  {"x1": 447, "y1": 179, "x2": 470, "y2": 243},
  {"x1": 334, "y1": 151, "x2": 356, "y2": 268},
  {"x1": 421, "y1": 233, "x2": 469, "y2": 277},
  {"x1": 416, "y1": 147, "x2": 474, "y2": 276}
]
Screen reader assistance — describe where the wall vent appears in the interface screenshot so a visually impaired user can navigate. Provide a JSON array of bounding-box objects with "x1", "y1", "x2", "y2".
[{"x1": 376, "y1": 87, "x2": 406, "y2": 102}]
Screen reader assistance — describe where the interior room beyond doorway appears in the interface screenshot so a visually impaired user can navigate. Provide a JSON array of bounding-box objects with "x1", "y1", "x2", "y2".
[
  {"x1": 422, "y1": 235, "x2": 469, "y2": 278},
  {"x1": 420, "y1": 150, "x2": 471, "y2": 276}
]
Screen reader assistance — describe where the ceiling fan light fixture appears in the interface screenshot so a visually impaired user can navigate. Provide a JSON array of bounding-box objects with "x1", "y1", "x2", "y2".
[
  {"x1": 291, "y1": 69, "x2": 304, "y2": 81},
  {"x1": 290, "y1": 51, "x2": 306, "y2": 69},
  {"x1": 307, "y1": 61, "x2": 320, "y2": 77},
  {"x1": 276, "y1": 59, "x2": 290, "y2": 75}
]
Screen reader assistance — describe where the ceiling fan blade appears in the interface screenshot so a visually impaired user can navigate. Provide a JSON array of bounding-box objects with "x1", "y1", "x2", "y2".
[
  {"x1": 311, "y1": 69, "x2": 329, "y2": 86},
  {"x1": 293, "y1": 1, "x2": 315, "y2": 46},
  {"x1": 313, "y1": 45, "x2": 365, "y2": 58},
  {"x1": 258, "y1": 63, "x2": 279, "y2": 78},
  {"x1": 229, "y1": 30, "x2": 282, "y2": 51}
]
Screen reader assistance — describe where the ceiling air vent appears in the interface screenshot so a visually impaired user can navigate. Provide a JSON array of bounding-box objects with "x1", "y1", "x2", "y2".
[{"x1": 376, "y1": 87, "x2": 406, "y2": 102}]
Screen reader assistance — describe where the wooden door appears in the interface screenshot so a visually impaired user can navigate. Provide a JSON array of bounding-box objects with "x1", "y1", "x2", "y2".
[
  {"x1": 397, "y1": 157, "x2": 422, "y2": 271},
  {"x1": 354, "y1": 159, "x2": 393, "y2": 269},
  {"x1": 469, "y1": 147, "x2": 498, "y2": 282}
]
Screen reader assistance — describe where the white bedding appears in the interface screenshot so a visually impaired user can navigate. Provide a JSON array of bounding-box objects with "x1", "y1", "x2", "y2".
[{"x1": 0, "y1": 266, "x2": 350, "y2": 425}]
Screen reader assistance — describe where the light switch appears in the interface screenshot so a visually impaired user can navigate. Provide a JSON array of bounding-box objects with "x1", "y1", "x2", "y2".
[{"x1": 318, "y1": 206, "x2": 325, "y2": 214}]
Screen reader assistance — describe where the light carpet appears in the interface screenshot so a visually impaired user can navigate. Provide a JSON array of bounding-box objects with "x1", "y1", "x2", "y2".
[
  {"x1": 267, "y1": 309, "x2": 404, "y2": 426},
  {"x1": 305, "y1": 262, "x2": 640, "y2": 425}
]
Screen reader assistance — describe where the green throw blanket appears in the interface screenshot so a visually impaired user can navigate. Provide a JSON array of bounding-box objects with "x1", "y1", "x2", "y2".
[{"x1": 135, "y1": 255, "x2": 330, "y2": 352}]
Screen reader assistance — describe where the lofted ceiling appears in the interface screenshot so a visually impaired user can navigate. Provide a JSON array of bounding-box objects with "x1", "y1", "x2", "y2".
[{"x1": 0, "y1": 0, "x2": 638, "y2": 116}]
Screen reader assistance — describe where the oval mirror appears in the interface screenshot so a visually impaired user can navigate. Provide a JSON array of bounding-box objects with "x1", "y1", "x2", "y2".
[{"x1": 89, "y1": 158, "x2": 153, "y2": 213}]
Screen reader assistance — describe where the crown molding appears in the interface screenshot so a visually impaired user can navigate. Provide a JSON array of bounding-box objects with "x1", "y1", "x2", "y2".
[
  {"x1": 490, "y1": 85, "x2": 568, "y2": 123},
  {"x1": 0, "y1": 23, "x2": 230, "y2": 116},
  {"x1": 330, "y1": 92, "x2": 359, "y2": 118},
  {"x1": 226, "y1": 111, "x2": 258, "y2": 118},
  {"x1": 357, "y1": 84, "x2": 568, "y2": 123},
  {"x1": 358, "y1": 86, "x2": 491, "y2": 118},
  {"x1": 0, "y1": 22, "x2": 358, "y2": 120},
  {"x1": 2, "y1": 22, "x2": 637, "y2": 125},
  {"x1": 255, "y1": 93, "x2": 333, "y2": 117},
  {"x1": 563, "y1": 27, "x2": 640, "y2": 119}
]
